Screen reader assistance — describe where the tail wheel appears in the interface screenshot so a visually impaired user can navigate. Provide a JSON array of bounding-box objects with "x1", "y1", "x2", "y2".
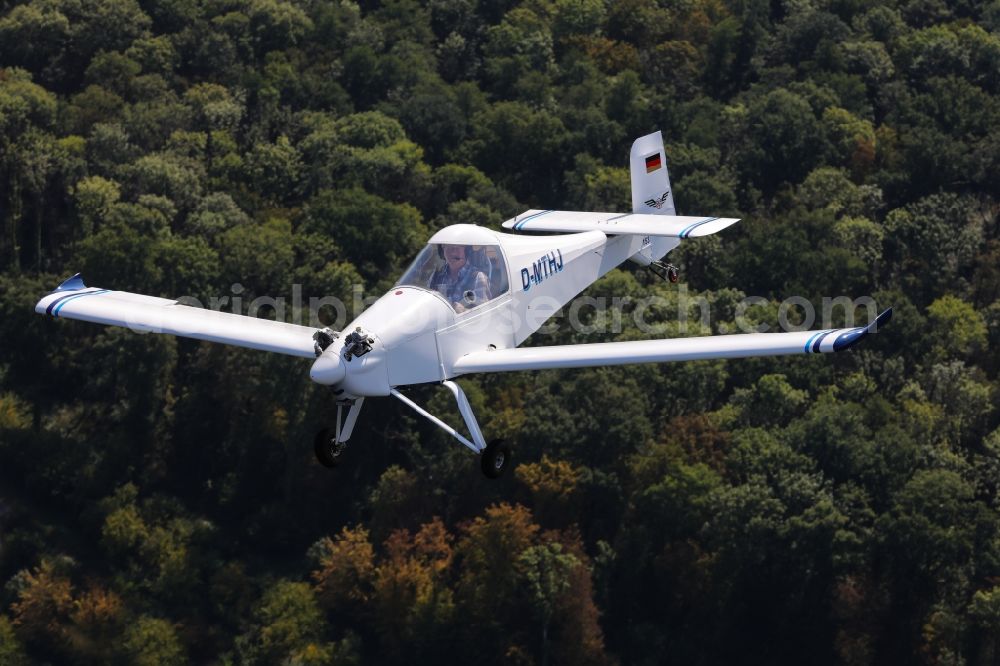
[
  {"x1": 313, "y1": 428, "x2": 344, "y2": 468},
  {"x1": 480, "y1": 439, "x2": 511, "y2": 479}
]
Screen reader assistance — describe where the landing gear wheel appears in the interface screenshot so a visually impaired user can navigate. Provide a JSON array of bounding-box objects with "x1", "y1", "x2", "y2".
[
  {"x1": 667, "y1": 265, "x2": 679, "y2": 283},
  {"x1": 313, "y1": 428, "x2": 345, "y2": 468},
  {"x1": 480, "y1": 439, "x2": 511, "y2": 479}
]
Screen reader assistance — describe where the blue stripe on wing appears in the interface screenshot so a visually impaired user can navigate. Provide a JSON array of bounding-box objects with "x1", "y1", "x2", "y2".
[
  {"x1": 811, "y1": 330, "x2": 835, "y2": 353},
  {"x1": 514, "y1": 210, "x2": 554, "y2": 230},
  {"x1": 803, "y1": 330, "x2": 825, "y2": 353},
  {"x1": 50, "y1": 289, "x2": 110, "y2": 317},
  {"x1": 678, "y1": 217, "x2": 718, "y2": 238},
  {"x1": 46, "y1": 292, "x2": 80, "y2": 315}
]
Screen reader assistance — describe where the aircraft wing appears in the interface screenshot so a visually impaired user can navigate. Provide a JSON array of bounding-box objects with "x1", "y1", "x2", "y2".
[
  {"x1": 501, "y1": 209, "x2": 740, "y2": 237},
  {"x1": 453, "y1": 309, "x2": 892, "y2": 374},
  {"x1": 35, "y1": 274, "x2": 317, "y2": 358}
]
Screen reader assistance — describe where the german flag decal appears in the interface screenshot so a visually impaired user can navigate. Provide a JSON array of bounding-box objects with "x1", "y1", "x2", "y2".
[{"x1": 645, "y1": 152, "x2": 662, "y2": 173}]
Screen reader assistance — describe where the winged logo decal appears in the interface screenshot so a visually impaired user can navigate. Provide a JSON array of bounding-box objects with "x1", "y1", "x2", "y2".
[{"x1": 644, "y1": 191, "x2": 670, "y2": 209}]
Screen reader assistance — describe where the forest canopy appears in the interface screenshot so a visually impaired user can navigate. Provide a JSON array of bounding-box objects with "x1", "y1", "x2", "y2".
[{"x1": 1, "y1": 0, "x2": 999, "y2": 663}]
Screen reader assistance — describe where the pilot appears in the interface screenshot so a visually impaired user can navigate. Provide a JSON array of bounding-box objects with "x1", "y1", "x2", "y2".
[{"x1": 428, "y1": 244, "x2": 492, "y2": 312}]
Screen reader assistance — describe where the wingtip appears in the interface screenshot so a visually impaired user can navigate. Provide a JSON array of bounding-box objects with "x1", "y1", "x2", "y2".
[
  {"x1": 684, "y1": 217, "x2": 742, "y2": 238},
  {"x1": 832, "y1": 307, "x2": 893, "y2": 352},
  {"x1": 870, "y1": 307, "x2": 892, "y2": 332},
  {"x1": 53, "y1": 273, "x2": 86, "y2": 292}
]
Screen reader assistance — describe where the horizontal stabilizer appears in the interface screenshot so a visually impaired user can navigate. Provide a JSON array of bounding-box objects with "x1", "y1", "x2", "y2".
[
  {"x1": 502, "y1": 210, "x2": 740, "y2": 237},
  {"x1": 36, "y1": 279, "x2": 317, "y2": 358},
  {"x1": 453, "y1": 309, "x2": 892, "y2": 374}
]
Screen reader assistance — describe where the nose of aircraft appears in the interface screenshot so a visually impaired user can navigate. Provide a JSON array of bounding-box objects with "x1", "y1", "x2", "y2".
[{"x1": 310, "y1": 352, "x2": 346, "y2": 385}]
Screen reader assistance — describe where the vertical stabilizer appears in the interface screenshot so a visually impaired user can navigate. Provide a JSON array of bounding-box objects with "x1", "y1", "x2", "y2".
[
  {"x1": 629, "y1": 131, "x2": 679, "y2": 264},
  {"x1": 630, "y1": 131, "x2": 675, "y2": 216}
]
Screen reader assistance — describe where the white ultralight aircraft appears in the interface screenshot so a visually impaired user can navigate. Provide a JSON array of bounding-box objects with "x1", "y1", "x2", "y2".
[{"x1": 36, "y1": 131, "x2": 891, "y2": 478}]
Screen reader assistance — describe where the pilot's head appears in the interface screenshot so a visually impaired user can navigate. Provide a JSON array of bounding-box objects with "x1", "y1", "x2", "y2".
[{"x1": 443, "y1": 245, "x2": 469, "y2": 272}]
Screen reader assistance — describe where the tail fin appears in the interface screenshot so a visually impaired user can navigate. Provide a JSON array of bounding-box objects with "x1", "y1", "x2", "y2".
[
  {"x1": 629, "y1": 131, "x2": 678, "y2": 264},
  {"x1": 630, "y1": 131, "x2": 675, "y2": 216}
]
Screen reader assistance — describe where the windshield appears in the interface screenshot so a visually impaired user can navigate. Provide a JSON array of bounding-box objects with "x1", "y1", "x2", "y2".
[{"x1": 397, "y1": 244, "x2": 509, "y2": 312}]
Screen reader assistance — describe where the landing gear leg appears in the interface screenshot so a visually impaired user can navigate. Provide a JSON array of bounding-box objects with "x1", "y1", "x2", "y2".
[
  {"x1": 314, "y1": 398, "x2": 364, "y2": 468},
  {"x1": 391, "y1": 381, "x2": 512, "y2": 479}
]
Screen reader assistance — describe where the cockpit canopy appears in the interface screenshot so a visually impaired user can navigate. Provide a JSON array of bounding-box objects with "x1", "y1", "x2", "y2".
[{"x1": 397, "y1": 244, "x2": 509, "y2": 312}]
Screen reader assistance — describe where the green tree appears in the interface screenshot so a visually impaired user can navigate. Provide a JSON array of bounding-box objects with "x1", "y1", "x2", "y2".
[
  {"x1": 644, "y1": 41, "x2": 703, "y2": 98},
  {"x1": 454, "y1": 502, "x2": 539, "y2": 655},
  {"x1": 832, "y1": 216, "x2": 885, "y2": 269},
  {"x1": 245, "y1": 135, "x2": 302, "y2": 205},
  {"x1": 0, "y1": 70, "x2": 57, "y2": 272},
  {"x1": 797, "y1": 167, "x2": 877, "y2": 217},
  {"x1": 246, "y1": 0, "x2": 313, "y2": 58},
  {"x1": 302, "y1": 188, "x2": 425, "y2": 287},
  {"x1": 73, "y1": 175, "x2": 121, "y2": 235},
  {"x1": 578, "y1": 163, "x2": 631, "y2": 211},
  {"x1": 923, "y1": 361, "x2": 994, "y2": 446},
  {"x1": 518, "y1": 542, "x2": 580, "y2": 666},
  {"x1": 880, "y1": 469, "x2": 982, "y2": 577},
  {"x1": 238, "y1": 580, "x2": 328, "y2": 664},
  {"x1": 83, "y1": 51, "x2": 141, "y2": 98},
  {"x1": 925, "y1": 295, "x2": 988, "y2": 362},
  {"x1": 184, "y1": 83, "x2": 243, "y2": 168},
  {"x1": 126, "y1": 152, "x2": 204, "y2": 212},
  {"x1": 101, "y1": 496, "x2": 149, "y2": 559},
  {"x1": 86, "y1": 122, "x2": 137, "y2": 175},
  {"x1": 125, "y1": 35, "x2": 178, "y2": 74},
  {"x1": 482, "y1": 8, "x2": 554, "y2": 95},
  {"x1": 822, "y1": 107, "x2": 876, "y2": 175},
  {"x1": 0, "y1": 616, "x2": 27, "y2": 665},
  {"x1": 367, "y1": 465, "x2": 427, "y2": 542},
  {"x1": 882, "y1": 194, "x2": 983, "y2": 299},
  {"x1": 0, "y1": 3, "x2": 70, "y2": 83},
  {"x1": 969, "y1": 586, "x2": 1000, "y2": 664},
  {"x1": 729, "y1": 374, "x2": 808, "y2": 427},
  {"x1": 184, "y1": 192, "x2": 249, "y2": 238},
  {"x1": 465, "y1": 101, "x2": 570, "y2": 202},
  {"x1": 743, "y1": 88, "x2": 827, "y2": 193},
  {"x1": 553, "y1": 0, "x2": 605, "y2": 40},
  {"x1": 219, "y1": 217, "x2": 295, "y2": 296},
  {"x1": 120, "y1": 616, "x2": 185, "y2": 666},
  {"x1": 70, "y1": 0, "x2": 152, "y2": 61}
]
